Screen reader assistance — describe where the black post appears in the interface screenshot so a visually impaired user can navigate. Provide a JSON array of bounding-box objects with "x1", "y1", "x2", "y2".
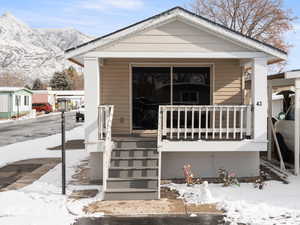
[{"x1": 61, "y1": 110, "x2": 66, "y2": 195}]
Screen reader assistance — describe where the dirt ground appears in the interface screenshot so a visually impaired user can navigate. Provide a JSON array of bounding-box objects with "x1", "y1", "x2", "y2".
[{"x1": 83, "y1": 198, "x2": 222, "y2": 216}]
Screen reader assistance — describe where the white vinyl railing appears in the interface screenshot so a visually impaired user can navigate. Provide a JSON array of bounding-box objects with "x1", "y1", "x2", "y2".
[
  {"x1": 98, "y1": 105, "x2": 114, "y2": 192},
  {"x1": 158, "y1": 105, "x2": 252, "y2": 145},
  {"x1": 98, "y1": 105, "x2": 114, "y2": 141}
]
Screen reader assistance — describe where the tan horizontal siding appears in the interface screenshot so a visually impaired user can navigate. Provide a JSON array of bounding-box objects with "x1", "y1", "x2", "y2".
[
  {"x1": 100, "y1": 58, "x2": 242, "y2": 134},
  {"x1": 99, "y1": 21, "x2": 252, "y2": 53}
]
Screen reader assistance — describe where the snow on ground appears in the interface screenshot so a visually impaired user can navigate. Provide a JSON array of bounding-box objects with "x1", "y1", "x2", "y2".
[
  {"x1": 0, "y1": 125, "x2": 103, "y2": 225},
  {"x1": 166, "y1": 177, "x2": 300, "y2": 225}
]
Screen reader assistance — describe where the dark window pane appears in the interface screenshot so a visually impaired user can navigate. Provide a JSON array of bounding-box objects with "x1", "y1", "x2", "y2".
[
  {"x1": 132, "y1": 67, "x2": 171, "y2": 130},
  {"x1": 173, "y1": 67, "x2": 210, "y2": 105}
]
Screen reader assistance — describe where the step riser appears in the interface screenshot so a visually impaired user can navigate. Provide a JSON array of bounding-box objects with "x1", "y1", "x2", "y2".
[
  {"x1": 116, "y1": 142, "x2": 157, "y2": 149},
  {"x1": 104, "y1": 191, "x2": 159, "y2": 200},
  {"x1": 107, "y1": 180, "x2": 158, "y2": 189},
  {"x1": 112, "y1": 150, "x2": 158, "y2": 158},
  {"x1": 109, "y1": 169, "x2": 158, "y2": 178},
  {"x1": 111, "y1": 159, "x2": 158, "y2": 167}
]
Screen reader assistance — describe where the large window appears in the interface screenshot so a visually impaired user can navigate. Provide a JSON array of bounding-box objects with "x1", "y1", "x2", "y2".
[{"x1": 132, "y1": 66, "x2": 211, "y2": 130}]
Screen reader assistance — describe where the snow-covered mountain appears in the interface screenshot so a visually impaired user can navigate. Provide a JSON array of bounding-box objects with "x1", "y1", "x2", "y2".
[{"x1": 0, "y1": 12, "x2": 92, "y2": 81}]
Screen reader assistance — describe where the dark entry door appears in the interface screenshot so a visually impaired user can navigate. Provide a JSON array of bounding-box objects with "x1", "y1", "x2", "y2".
[{"x1": 132, "y1": 67, "x2": 171, "y2": 130}]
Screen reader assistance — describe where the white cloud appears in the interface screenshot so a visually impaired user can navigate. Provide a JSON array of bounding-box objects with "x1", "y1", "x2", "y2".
[{"x1": 78, "y1": 0, "x2": 144, "y2": 11}]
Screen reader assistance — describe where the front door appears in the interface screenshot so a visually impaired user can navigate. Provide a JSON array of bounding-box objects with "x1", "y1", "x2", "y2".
[{"x1": 132, "y1": 66, "x2": 210, "y2": 130}]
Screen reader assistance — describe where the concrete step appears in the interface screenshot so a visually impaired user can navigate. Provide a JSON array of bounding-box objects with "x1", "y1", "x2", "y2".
[
  {"x1": 111, "y1": 148, "x2": 158, "y2": 158},
  {"x1": 109, "y1": 166, "x2": 158, "y2": 178},
  {"x1": 115, "y1": 141, "x2": 157, "y2": 149},
  {"x1": 110, "y1": 157, "x2": 158, "y2": 167},
  {"x1": 104, "y1": 188, "x2": 159, "y2": 200},
  {"x1": 107, "y1": 177, "x2": 158, "y2": 189}
]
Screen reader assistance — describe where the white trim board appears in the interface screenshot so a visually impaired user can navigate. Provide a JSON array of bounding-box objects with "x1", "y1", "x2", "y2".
[
  {"x1": 65, "y1": 8, "x2": 286, "y2": 61},
  {"x1": 159, "y1": 140, "x2": 268, "y2": 152},
  {"x1": 85, "y1": 51, "x2": 268, "y2": 59}
]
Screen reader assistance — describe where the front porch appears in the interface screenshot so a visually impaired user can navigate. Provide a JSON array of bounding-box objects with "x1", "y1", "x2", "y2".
[{"x1": 84, "y1": 55, "x2": 270, "y2": 200}]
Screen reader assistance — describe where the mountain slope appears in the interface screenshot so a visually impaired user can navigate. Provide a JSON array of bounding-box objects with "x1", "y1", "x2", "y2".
[{"x1": 0, "y1": 12, "x2": 92, "y2": 81}]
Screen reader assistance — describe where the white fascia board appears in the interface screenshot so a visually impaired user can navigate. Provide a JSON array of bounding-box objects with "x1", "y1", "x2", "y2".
[
  {"x1": 85, "y1": 51, "x2": 267, "y2": 59},
  {"x1": 285, "y1": 71, "x2": 300, "y2": 79},
  {"x1": 177, "y1": 10, "x2": 287, "y2": 60}
]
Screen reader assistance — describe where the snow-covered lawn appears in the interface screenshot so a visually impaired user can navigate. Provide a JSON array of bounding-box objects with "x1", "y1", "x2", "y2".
[
  {"x1": 1, "y1": 125, "x2": 300, "y2": 225},
  {"x1": 0, "y1": 126, "x2": 103, "y2": 225},
  {"x1": 166, "y1": 177, "x2": 300, "y2": 225}
]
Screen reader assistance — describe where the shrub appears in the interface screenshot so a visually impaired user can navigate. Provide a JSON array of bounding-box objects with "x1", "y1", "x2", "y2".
[{"x1": 218, "y1": 168, "x2": 240, "y2": 187}]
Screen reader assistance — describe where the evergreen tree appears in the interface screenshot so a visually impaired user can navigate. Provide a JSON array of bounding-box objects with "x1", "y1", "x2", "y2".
[
  {"x1": 49, "y1": 72, "x2": 72, "y2": 90},
  {"x1": 32, "y1": 78, "x2": 44, "y2": 90}
]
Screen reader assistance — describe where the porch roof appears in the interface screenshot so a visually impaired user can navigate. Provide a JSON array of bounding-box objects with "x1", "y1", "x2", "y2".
[{"x1": 65, "y1": 7, "x2": 287, "y2": 66}]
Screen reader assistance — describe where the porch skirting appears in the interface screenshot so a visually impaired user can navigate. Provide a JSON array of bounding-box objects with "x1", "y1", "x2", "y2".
[
  {"x1": 88, "y1": 152, "x2": 103, "y2": 181},
  {"x1": 161, "y1": 152, "x2": 260, "y2": 179},
  {"x1": 88, "y1": 151, "x2": 259, "y2": 181}
]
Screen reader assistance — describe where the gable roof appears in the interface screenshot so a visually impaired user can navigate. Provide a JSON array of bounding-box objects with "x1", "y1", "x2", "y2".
[{"x1": 65, "y1": 6, "x2": 287, "y2": 62}]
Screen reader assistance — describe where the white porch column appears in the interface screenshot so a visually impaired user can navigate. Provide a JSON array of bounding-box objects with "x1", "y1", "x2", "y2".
[
  {"x1": 267, "y1": 84, "x2": 273, "y2": 160},
  {"x1": 84, "y1": 56, "x2": 100, "y2": 152},
  {"x1": 294, "y1": 79, "x2": 300, "y2": 175},
  {"x1": 251, "y1": 58, "x2": 268, "y2": 142}
]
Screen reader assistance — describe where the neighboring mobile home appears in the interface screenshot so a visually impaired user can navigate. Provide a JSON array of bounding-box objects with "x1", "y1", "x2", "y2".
[
  {"x1": 32, "y1": 90, "x2": 84, "y2": 111},
  {"x1": 0, "y1": 87, "x2": 32, "y2": 119},
  {"x1": 65, "y1": 7, "x2": 287, "y2": 200}
]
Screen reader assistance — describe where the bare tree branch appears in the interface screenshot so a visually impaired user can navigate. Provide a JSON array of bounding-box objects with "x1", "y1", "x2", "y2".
[{"x1": 189, "y1": 0, "x2": 296, "y2": 52}]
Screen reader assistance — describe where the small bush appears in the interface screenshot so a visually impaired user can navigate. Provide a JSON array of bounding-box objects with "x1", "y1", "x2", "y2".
[
  {"x1": 254, "y1": 170, "x2": 269, "y2": 190},
  {"x1": 218, "y1": 168, "x2": 240, "y2": 187},
  {"x1": 183, "y1": 164, "x2": 201, "y2": 186}
]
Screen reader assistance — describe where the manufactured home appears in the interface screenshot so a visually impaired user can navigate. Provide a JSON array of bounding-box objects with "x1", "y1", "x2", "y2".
[
  {"x1": 0, "y1": 87, "x2": 32, "y2": 119},
  {"x1": 65, "y1": 7, "x2": 287, "y2": 200}
]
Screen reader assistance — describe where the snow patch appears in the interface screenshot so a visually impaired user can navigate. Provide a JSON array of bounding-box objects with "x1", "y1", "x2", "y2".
[{"x1": 165, "y1": 178, "x2": 300, "y2": 225}]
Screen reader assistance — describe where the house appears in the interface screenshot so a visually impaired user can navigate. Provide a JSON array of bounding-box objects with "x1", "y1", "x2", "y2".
[
  {"x1": 65, "y1": 7, "x2": 287, "y2": 200},
  {"x1": 0, "y1": 87, "x2": 32, "y2": 119},
  {"x1": 51, "y1": 90, "x2": 84, "y2": 110},
  {"x1": 32, "y1": 90, "x2": 56, "y2": 111},
  {"x1": 32, "y1": 90, "x2": 84, "y2": 111}
]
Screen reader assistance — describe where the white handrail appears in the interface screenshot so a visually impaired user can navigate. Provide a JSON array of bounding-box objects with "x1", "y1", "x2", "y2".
[
  {"x1": 98, "y1": 105, "x2": 114, "y2": 192},
  {"x1": 158, "y1": 105, "x2": 252, "y2": 144}
]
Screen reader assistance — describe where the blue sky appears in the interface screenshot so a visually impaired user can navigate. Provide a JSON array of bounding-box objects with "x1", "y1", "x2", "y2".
[{"x1": 0, "y1": 0, "x2": 299, "y2": 69}]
